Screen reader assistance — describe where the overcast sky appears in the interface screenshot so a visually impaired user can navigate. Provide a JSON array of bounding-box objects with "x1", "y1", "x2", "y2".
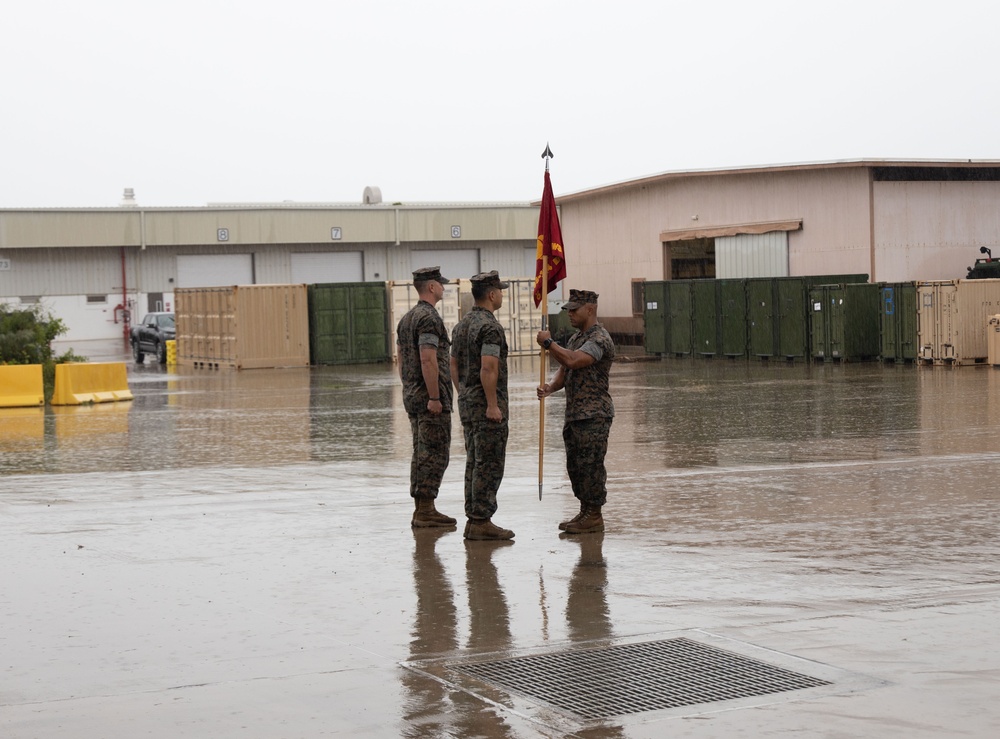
[{"x1": 3, "y1": 0, "x2": 998, "y2": 208}]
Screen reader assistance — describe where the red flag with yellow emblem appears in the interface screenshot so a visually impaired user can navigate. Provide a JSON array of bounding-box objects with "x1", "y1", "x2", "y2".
[{"x1": 533, "y1": 170, "x2": 567, "y2": 307}]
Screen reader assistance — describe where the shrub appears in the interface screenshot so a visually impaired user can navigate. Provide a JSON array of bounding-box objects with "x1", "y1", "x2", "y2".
[{"x1": 0, "y1": 304, "x2": 87, "y2": 401}]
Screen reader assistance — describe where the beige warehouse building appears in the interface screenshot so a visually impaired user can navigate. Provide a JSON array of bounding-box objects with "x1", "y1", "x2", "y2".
[
  {"x1": 554, "y1": 159, "x2": 1000, "y2": 339},
  {"x1": 5, "y1": 160, "x2": 1000, "y2": 349},
  {"x1": 0, "y1": 189, "x2": 539, "y2": 349}
]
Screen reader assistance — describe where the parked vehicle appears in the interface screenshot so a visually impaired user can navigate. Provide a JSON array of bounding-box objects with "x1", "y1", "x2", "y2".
[{"x1": 131, "y1": 312, "x2": 175, "y2": 364}]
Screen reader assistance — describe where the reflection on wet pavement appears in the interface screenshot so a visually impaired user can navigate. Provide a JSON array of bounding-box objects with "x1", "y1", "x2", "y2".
[{"x1": 3, "y1": 356, "x2": 1000, "y2": 737}]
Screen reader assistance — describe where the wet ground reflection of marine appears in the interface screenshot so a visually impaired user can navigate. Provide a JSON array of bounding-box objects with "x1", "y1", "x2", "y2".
[
  {"x1": 402, "y1": 528, "x2": 458, "y2": 736},
  {"x1": 565, "y1": 533, "x2": 612, "y2": 643},
  {"x1": 453, "y1": 539, "x2": 517, "y2": 737},
  {"x1": 564, "y1": 534, "x2": 625, "y2": 737}
]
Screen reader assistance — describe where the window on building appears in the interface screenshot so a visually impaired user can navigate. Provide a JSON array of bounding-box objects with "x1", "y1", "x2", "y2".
[
  {"x1": 86, "y1": 294, "x2": 108, "y2": 304},
  {"x1": 668, "y1": 238, "x2": 716, "y2": 279}
]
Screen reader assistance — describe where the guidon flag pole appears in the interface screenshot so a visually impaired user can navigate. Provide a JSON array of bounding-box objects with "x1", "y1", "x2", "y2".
[{"x1": 534, "y1": 143, "x2": 567, "y2": 500}]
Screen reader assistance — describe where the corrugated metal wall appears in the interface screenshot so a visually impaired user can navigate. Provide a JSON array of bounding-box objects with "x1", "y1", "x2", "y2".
[
  {"x1": 0, "y1": 211, "x2": 140, "y2": 248},
  {"x1": 0, "y1": 205, "x2": 538, "y2": 249},
  {"x1": 716, "y1": 232, "x2": 789, "y2": 278},
  {"x1": 0, "y1": 246, "x2": 132, "y2": 297}
]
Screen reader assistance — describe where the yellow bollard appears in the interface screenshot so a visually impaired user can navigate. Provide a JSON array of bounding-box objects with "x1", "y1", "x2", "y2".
[
  {"x1": 52, "y1": 362, "x2": 134, "y2": 405},
  {"x1": 0, "y1": 364, "x2": 45, "y2": 407},
  {"x1": 166, "y1": 339, "x2": 177, "y2": 367}
]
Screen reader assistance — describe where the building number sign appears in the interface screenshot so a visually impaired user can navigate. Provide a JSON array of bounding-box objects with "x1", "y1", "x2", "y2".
[
  {"x1": 451, "y1": 226, "x2": 461, "y2": 238},
  {"x1": 217, "y1": 228, "x2": 229, "y2": 242},
  {"x1": 331, "y1": 227, "x2": 342, "y2": 240},
  {"x1": 0, "y1": 258, "x2": 10, "y2": 271}
]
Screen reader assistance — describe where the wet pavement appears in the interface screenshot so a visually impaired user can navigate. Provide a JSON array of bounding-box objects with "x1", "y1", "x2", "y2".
[{"x1": 2, "y1": 346, "x2": 1000, "y2": 737}]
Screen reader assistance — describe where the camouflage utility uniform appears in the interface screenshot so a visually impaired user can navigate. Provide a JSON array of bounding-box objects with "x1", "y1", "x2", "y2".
[
  {"x1": 397, "y1": 300, "x2": 452, "y2": 500},
  {"x1": 451, "y1": 306, "x2": 508, "y2": 520},
  {"x1": 562, "y1": 322, "x2": 615, "y2": 506}
]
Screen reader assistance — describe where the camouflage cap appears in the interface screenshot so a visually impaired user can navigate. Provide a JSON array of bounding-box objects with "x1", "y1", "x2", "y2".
[
  {"x1": 470, "y1": 270, "x2": 509, "y2": 290},
  {"x1": 562, "y1": 289, "x2": 599, "y2": 310},
  {"x1": 412, "y1": 266, "x2": 450, "y2": 284}
]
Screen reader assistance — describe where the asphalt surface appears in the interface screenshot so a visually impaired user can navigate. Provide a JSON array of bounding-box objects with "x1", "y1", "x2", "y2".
[{"x1": 2, "y1": 346, "x2": 999, "y2": 737}]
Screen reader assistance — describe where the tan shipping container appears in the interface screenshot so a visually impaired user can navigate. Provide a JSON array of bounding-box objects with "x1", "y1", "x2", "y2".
[
  {"x1": 989, "y1": 315, "x2": 1000, "y2": 367},
  {"x1": 916, "y1": 279, "x2": 1000, "y2": 365},
  {"x1": 176, "y1": 284, "x2": 310, "y2": 370}
]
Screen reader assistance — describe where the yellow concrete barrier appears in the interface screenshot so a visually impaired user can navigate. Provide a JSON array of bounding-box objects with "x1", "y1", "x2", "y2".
[
  {"x1": 52, "y1": 362, "x2": 134, "y2": 405},
  {"x1": 0, "y1": 364, "x2": 45, "y2": 407},
  {"x1": 166, "y1": 339, "x2": 177, "y2": 367}
]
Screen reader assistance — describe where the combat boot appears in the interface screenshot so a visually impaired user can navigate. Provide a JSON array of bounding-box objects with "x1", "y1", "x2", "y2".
[
  {"x1": 558, "y1": 501, "x2": 587, "y2": 531},
  {"x1": 562, "y1": 505, "x2": 604, "y2": 535},
  {"x1": 412, "y1": 497, "x2": 457, "y2": 528},
  {"x1": 464, "y1": 518, "x2": 515, "y2": 541}
]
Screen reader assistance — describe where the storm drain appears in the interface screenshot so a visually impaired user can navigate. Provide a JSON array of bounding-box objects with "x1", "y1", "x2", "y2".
[{"x1": 452, "y1": 637, "x2": 832, "y2": 721}]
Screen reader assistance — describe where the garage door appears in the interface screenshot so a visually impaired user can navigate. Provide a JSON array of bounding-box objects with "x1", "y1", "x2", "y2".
[
  {"x1": 716, "y1": 232, "x2": 788, "y2": 279},
  {"x1": 411, "y1": 249, "x2": 479, "y2": 281},
  {"x1": 177, "y1": 254, "x2": 254, "y2": 287},
  {"x1": 291, "y1": 252, "x2": 363, "y2": 284}
]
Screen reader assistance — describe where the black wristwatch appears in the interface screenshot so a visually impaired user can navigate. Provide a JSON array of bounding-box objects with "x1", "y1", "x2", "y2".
[{"x1": 542, "y1": 338, "x2": 553, "y2": 349}]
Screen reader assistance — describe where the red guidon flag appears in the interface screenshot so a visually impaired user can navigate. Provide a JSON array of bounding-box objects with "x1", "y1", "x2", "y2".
[{"x1": 533, "y1": 170, "x2": 567, "y2": 307}]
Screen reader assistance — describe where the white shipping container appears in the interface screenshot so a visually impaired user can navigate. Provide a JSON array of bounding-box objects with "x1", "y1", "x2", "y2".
[
  {"x1": 389, "y1": 280, "x2": 465, "y2": 363},
  {"x1": 916, "y1": 279, "x2": 1000, "y2": 365},
  {"x1": 389, "y1": 277, "x2": 547, "y2": 361}
]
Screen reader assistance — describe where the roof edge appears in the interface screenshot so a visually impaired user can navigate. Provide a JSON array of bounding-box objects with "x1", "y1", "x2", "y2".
[{"x1": 553, "y1": 158, "x2": 1000, "y2": 204}]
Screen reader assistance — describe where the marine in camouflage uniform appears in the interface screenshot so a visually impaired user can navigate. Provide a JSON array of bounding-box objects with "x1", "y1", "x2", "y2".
[
  {"x1": 450, "y1": 271, "x2": 515, "y2": 541},
  {"x1": 397, "y1": 266, "x2": 456, "y2": 528},
  {"x1": 536, "y1": 289, "x2": 615, "y2": 534}
]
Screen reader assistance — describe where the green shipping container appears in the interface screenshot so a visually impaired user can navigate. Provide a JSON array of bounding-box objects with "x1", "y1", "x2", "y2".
[
  {"x1": 308, "y1": 282, "x2": 391, "y2": 365},
  {"x1": 776, "y1": 278, "x2": 812, "y2": 360},
  {"x1": 691, "y1": 280, "x2": 720, "y2": 356},
  {"x1": 718, "y1": 279, "x2": 747, "y2": 357},
  {"x1": 548, "y1": 307, "x2": 573, "y2": 346},
  {"x1": 746, "y1": 278, "x2": 777, "y2": 357},
  {"x1": 808, "y1": 283, "x2": 881, "y2": 361},
  {"x1": 643, "y1": 281, "x2": 668, "y2": 354},
  {"x1": 879, "y1": 282, "x2": 918, "y2": 362},
  {"x1": 668, "y1": 280, "x2": 693, "y2": 355},
  {"x1": 749, "y1": 275, "x2": 869, "y2": 360}
]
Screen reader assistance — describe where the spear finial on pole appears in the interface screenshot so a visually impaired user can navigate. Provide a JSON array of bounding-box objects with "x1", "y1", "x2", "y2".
[{"x1": 541, "y1": 143, "x2": 554, "y2": 172}]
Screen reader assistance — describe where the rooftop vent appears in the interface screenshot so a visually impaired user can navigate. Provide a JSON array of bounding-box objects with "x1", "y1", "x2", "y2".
[
  {"x1": 363, "y1": 186, "x2": 382, "y2": 205},
  {"x1": 120, "y1": 188, "x2": 137, "y2": 207}
]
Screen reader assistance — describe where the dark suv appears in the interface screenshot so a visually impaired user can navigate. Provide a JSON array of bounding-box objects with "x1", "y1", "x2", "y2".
[{"x1": 131, "y1": 312, "x2": 175, "y2": 364}]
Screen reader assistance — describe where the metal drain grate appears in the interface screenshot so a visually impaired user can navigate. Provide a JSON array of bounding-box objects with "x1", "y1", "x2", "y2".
[{"x1": 452, "y1": 637, "x2": 832, "y2": 721}]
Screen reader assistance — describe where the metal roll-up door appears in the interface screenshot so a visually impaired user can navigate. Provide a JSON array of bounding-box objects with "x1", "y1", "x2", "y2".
[{"x1": 176, "y1": 254, "x2": 253, "y2": 287}]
